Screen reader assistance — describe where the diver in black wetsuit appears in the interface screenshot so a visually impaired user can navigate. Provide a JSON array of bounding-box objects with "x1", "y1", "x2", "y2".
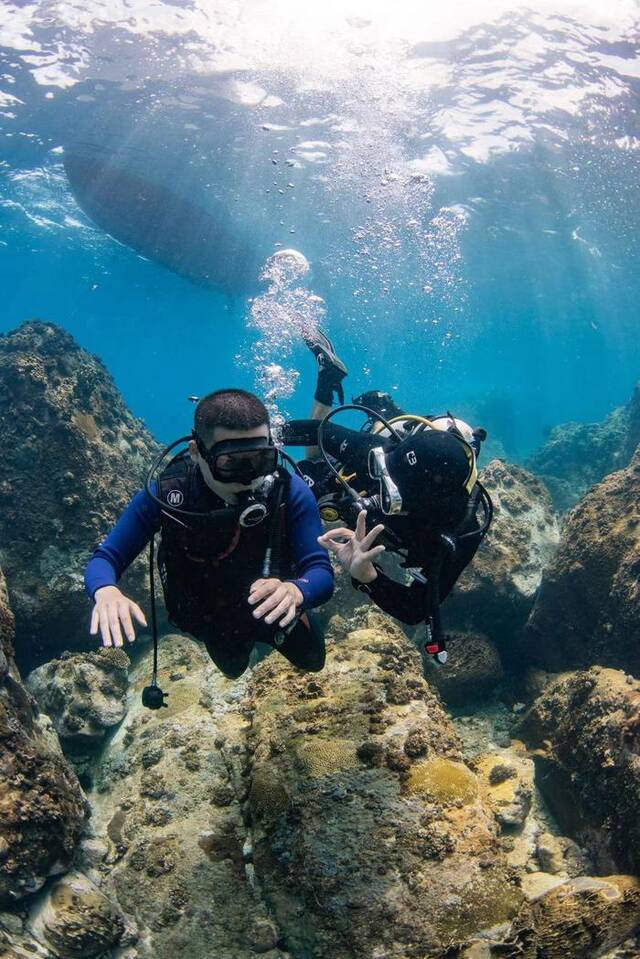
[{"x1": 281, "y1": 332, "x2": 492, "y2": 663}]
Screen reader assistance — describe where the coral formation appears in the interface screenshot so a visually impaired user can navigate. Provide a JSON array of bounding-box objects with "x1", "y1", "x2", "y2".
[
  {"x1": 247, "y1": 612, "x2": 523, "y2": 958},
  {"x1": 475, "y1": 750, "x2": 533, "y2": 830},
  {"x1": 28, "y1": 871, "x2": 126, "y2": 958},
  {"x1": 0, "y1": 567, "x2": 87, "y2": 906},
  {"x1": 526, "y1": 382, "x2": 640, "y2": 512},
  {"x1": 0, "y1": 321, "x2": 159, "y2": 672},
  {"x1": 75, "y1": 634, "x2": 273, "y2": 959},
  {"x1": 518, "y1": 667, "x2": 640, "y2": 873},
  {"x1": 445, "y1": 460, "x2": 559, "y2": 660},
  {"x1": 525, "y1": 448, "x2": 640, "y2": 673},
  {"x1": 498, "y1": 875, "x2": 640, "y2": 958},
  {"x1": 26, "y1": 648, "x2": 130, "y2": 749},
  {"x1": 423, "y1": 632, "x2": 504, "y2": 706}
]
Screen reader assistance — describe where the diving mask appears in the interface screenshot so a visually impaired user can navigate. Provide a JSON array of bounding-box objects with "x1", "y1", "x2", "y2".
[{"x1": 193, "y1": 434, "x2": 278, "y2": 485}]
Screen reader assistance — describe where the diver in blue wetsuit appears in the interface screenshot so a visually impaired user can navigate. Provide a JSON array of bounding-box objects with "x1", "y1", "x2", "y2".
[{"x1": 85, "y1": 389, "x2": 333, "y2": 680}]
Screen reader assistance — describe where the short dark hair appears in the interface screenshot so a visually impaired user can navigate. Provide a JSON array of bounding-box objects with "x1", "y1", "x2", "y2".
[{"x1": 194, "y1": 389, "x2": 269, "y2": 444}]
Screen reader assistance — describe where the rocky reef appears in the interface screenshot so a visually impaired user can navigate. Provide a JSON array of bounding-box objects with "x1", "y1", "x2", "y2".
[
  {"x1": 246, "y1": 612, "x2": 522, "y2": 958},
  {"x1": 0, "y1": 566, "x2": 87, "y2": 908},
  {"x1": 0, "y1": 321, "x2": 159, "y2": 673},
  {"x1": 445, "y1": 459, "x2": 560, "y2": 665},
  {"x1": 422, "y1": 632, "x2": 505, "y2": 707},
  {"x1": 526, "y1": 382, "x2": 640, "y2": 512},
  {"x1": 518, "y1": 667, "x2": 640, "y2": 875},
  {"x1": 26, "y1": 648, "x2": 131, "y2": 794},
  {"x1": 2, "y1": 611, "x2": 638, "y2": 958},
  {"x1": 525, "y1": 447, "x2": 640, "y2": 673},
  {"x1": 1, "y1": 319, "x2": 640, "y2": 957}
]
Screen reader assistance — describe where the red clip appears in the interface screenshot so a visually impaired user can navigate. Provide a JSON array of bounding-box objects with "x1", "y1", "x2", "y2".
[{"x1": 425, "y1": 643, "x2": 440, "y2": 655}]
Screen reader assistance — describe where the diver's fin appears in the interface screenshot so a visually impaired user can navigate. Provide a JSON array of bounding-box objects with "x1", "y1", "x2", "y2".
[{"x1": 303, "y1": 327, "x2": 348, "y2": 377}]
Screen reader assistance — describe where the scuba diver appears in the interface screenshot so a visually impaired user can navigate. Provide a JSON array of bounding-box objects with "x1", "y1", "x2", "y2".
[
  {"x1": 84, "y1": 389, "x2": 334, "y2": 697},
  {"x1": 281, "y1": 330, "x2": 492, "y2": 664}
]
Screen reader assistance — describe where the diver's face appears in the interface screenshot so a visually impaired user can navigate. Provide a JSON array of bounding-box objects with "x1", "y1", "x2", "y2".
[{"x1": 189, "y1": 425, "x2": 270, "y2": 497}]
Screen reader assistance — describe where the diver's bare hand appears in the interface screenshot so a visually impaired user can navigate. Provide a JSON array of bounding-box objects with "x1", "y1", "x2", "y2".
[
  {"x1": 248, "y1": 578, "x2": 304, "y2": 628},
  {"x1": 90, "y1": 586, "x2": 147, "y2": 648},
  {"x1": 318, "y1": 509, "x2": 385, "y2": 583}
]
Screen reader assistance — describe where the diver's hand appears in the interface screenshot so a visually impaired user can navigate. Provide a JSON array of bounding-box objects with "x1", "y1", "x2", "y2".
[
  {"x1": 90, "y1": 586, "x2": 147, "y2": 648},
  {"x1": 248, "y1": 578, "x2": 304, "y2": 628},
  {"x1": 318, "y1": 509, "x2": 385, "y2": 583}
]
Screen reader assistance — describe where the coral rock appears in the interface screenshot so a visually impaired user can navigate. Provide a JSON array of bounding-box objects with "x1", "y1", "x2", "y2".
[
  {"x1": 525, "y1": 448, "x2": 640, "y2": 673},
  {"x1": 0, "y1": 321, "x2": 159, "y2": 672},
  {"x1": 247, "y1": 611, "x2": 522, "y2": 957},
  {"x1": 423, "y1": 632, "x2": 504, "y2": 706},
  {"x1": 29, "y1": 871, "x2": 125, "y2": 958},
  {"x1": 0, "y1": 567, "x2": 87, "y2": 906},
  {"x1": 518, "y1": 667, "x2": 640, "y2": 873},
  {"x1": 475, "y1": 751, "x2": 534, "y2": 831},
  {"x1": 445, "y1": 461, "x2": 560, "y2": 659},
  {"x1": 26, "y1": 648, "x2": 129, "y2": 748},
  {"x1": 84, "y1": 634, "x2": 274, "y2": 959},
  {"x1": 500, "y1": 875, "x2": 640, "y2": 958},
  {"x1": 525, "y1": 382, "x2": 640, "y2": 512}
]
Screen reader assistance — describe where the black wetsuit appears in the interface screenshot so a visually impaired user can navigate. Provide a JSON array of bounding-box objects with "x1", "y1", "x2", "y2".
[{"x1": 283, "y1": 417, "x2": 484, "y2": 634}]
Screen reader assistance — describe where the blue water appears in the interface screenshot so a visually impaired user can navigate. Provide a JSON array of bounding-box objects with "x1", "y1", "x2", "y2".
[{"x1": 1, "y1": 1, "x2": 639, "y2": 456}]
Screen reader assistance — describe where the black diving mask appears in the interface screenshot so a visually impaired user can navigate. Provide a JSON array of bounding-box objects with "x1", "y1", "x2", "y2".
[{"x1": 193, "y1": 434, "x2": 278, "y2": 485}]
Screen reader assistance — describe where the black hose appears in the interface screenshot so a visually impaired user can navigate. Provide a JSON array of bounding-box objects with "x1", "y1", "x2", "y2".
[
  {"x1": 316, "y1": 404, "x2": 403, "y2": 492},
  {"x1": 149, "y1": 536, "x2": 159, "y2": 684}
]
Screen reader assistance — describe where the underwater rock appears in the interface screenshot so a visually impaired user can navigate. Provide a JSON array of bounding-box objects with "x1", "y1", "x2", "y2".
[
  {"x1": 82, "y1": 633, "x2": 278, "y2": 959},
  {"x1": 518, "y1": 667, "x2": 640, "y2": 874},
  {"x1": 247, "y1": 610, "x2": 523, "y2": 958},
  {"x1": 445, "y1": 460, "x2": 560, "y2": 659},
  {"x1": 497, "y1": 875, "x2": 640, "y2": 959},
  {"x1": 0, "y1": 916, "x2": 47, "y2": 959},
  {"x1": 26, "y1": 648, "x2": 130, "y2": 749},
  {"x1": 525, "y1": 447, "x2": 640, "y2": 673},
  {"x1": 28, "y1": 871, "x2": 125, "y2": 958},
  {"x1": 474, "y1": 750, "x2": 534, "y2": 832},
  {"x1": 526, "y1": 382, "x2": 640, "y2": 513},
  {"x1": 534, "y1": 832, "x2": 589, "y2": 877},
  {"x1": 0, "y1": 566, "x2": 88, "y2": 905},
  {"x1": 315, "y1": 553, "x2": 414, "y2": 638},
  {"x1": 313, "y1": 562, "x2": 371, "y2": 636},
  {"x1": 0, "y1": 320, "x2": 159, "y2": 672},
  {"x1": 423, "y1": 632, "x2": 504, "y2": 707}
]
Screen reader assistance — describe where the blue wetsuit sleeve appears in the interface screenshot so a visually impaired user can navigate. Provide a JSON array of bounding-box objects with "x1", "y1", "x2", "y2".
[
  {"x1": 285, "y1": 474, "x2": 334, "y2": 609},
  {"x1": 84, "y1": 485, "x2": 162, "y2": 600}
]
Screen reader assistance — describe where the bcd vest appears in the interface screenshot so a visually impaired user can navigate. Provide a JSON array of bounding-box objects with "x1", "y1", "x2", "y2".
[{"x1": 156, "y1": 453, "x2": 293, "y2": 635}]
